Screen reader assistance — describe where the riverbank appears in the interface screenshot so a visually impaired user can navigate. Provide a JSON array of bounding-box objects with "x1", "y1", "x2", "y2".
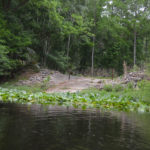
[
  {"x1": 1, "y1": 67, "x2": 147, "y2": 93},
  {"x1": 0, "y1": 68, "x2": 101, "y2": 93},
  {"x1": 0, "y1": 79, "x2": 150, "y2": 112},
  {"x1": 1, "y1": 67, "x2": 150, "y2": 112}
]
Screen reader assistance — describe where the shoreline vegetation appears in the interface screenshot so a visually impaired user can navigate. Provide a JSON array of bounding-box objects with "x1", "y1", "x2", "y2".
[
  {"x1": 0, "y1": 0, "x2": 150, "y2": 112},
  {"x1": 0, "y1": 79, "x2": 150, "y2": 112}
]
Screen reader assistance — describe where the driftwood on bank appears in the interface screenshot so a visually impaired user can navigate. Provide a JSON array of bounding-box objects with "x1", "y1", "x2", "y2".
[
  {"x1": 97, "y1": 71, "x2": 147, "y2": 90},
  {"x1": 121, "y1": 72, "x2": 146, "y2": 84}
]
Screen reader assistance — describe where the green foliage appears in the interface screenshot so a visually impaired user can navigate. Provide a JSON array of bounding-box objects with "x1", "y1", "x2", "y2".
[
  {"x1": 131, "y1": 65, "x2": 141, "y2": 72},
  {"x1": 145, "y1": 63, "x2": 150, "y2": 75},
  {"x1": 47, "y1": 52, "x2": 68, "y2": 71},
  {"x1": 103, "y1": 84, "x2": 124, "y2": 92},
  {"x1": 0, "y1": 87, "x2": 150, "y2": 112},
  {"x1": 0, "y1": 41, "x2": 13, "y2": 76},
  {"x1": 0, "y1": 10, "x2": 32, "y2": 77},
  {"x1": 127, "y1": 82, "x2": 134, "y2": 90},
  {"x1": 41, "y1": 75, "x2": 51, "y2": 90},
  {"x1": 137, "y1": 80, "x2": 147, "y2": 89},
  {"x1": 103, "y1": 84, "x2": 113, "y2": 92},
  {"x1": 113, "y1": 84, "x2": 124, "y2": 92},
  {"x1": 137, "y1": 80, "x2": 150, "y2": 103},
  {"x1": 0, "y1": 0, "x2": 150, "y2": 77}
]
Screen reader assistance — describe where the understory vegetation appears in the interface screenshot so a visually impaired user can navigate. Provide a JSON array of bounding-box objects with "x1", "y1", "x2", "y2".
[{"x1": 0, "y1": 80, "x2": 150, "y2": 112}]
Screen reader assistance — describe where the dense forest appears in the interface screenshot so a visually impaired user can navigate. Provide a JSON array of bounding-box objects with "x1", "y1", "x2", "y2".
[{"x1": 0, "y1": 0, "x2": 150, "y2": 78}]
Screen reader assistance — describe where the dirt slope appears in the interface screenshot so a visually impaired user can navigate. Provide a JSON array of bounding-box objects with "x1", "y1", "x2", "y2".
[
  {"x1": 46, "y1": 77, "x2": 102, "y2": 93},
  {"x1": 16, "y1": 68, "x2": 145, "y2": 93}
]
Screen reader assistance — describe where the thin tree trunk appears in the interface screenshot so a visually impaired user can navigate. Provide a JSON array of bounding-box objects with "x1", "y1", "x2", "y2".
[
  {"x1": 67, "y1": 34, "x2": 71, "y2": 63},
  {"x1": 123, "y1": 61, "x2": 127, "y2": 78},
  {"x1": 133, "y1": 2, "x2": 137, "y2": 67},
  {"x1": 91, "y1": 0, "x2": 96, "y2": 77},
  {"x1": 91, "y1": 36, "x2": 95, "y2": 77},
  {"x1": 133, "y1": 25, "x2": 137, "y2": 66}
]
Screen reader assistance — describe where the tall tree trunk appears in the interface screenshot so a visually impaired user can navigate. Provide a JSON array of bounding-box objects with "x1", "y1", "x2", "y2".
[
  {"x1": 91, "y1": 36, "x2": 95, "y2": 77},
  {"x1": 91, "y1": 0, "x2": 96, "y2": 77},
  {"x1": 133, "y1": 25, "x2": 137, "y2": 66},
  {"x1": 133, "y1": 2, "x2": 137, "y2": 67},
  {"x1": 67, "y1": 34, "x2": 71, "y2": 63}
]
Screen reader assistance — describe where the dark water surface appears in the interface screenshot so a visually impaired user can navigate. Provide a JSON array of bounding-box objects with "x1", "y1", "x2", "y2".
[{"x1": 0, "y1": 103, "x2": 150, "y2": 150}]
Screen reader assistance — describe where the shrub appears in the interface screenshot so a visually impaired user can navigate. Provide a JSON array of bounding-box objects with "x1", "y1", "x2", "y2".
[
  {"x1": 137, "y1": 80, "x2": 146, "y2": 89},
  {"x1": 103, "y1": 84, "x2": 113, "y2": 92},
  {"x1": 113, "y1": 84, "x2": 124, "y2": 92},
  {"x1": 131, "y1": 65, "x2": 140, "y2": 72},
  {"x1": 41, "y1": 75, "x2": 51, "y2": 90},
  {"x1": 127, "y1": 82, "x2": 134, "y2": 89}
]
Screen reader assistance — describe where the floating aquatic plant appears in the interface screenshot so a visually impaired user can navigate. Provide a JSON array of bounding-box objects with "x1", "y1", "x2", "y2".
[{"x1": 0, "y1": 87, "x2": 150, "y2": 112}]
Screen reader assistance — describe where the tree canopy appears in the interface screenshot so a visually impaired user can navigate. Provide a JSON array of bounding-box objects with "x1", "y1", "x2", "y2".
[{"x1": 0, "y1": 0, "x2": 150, "y2": 77}]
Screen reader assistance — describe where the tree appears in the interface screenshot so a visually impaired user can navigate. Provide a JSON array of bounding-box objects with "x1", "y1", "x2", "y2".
[{"x1": 0, "y1": 0, "x2": 150, "y2": 78}]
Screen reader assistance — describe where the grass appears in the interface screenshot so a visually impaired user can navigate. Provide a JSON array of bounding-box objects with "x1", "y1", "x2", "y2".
[
  {"x1": 0, "y1": 81, "x2": 50, "y2": 93},
  {"x1": 1, "y1": 84, "x2": 45, "y2": 93},
  {"x1": 81, "y1": 80, "x2": 150, "y2": 105},
  {"x1": 0, "y1": 73, "x2": 51, "y2": 93}
]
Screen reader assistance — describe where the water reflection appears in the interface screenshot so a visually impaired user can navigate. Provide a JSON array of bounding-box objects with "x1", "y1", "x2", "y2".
[{"x1": 0, "y1": 103, "x2": 149, "y2": 150}]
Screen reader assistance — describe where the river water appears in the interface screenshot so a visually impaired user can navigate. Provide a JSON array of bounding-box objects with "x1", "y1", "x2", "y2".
[{"x1": 0, "y1": 103, "x2": 150, "y2": 150}]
